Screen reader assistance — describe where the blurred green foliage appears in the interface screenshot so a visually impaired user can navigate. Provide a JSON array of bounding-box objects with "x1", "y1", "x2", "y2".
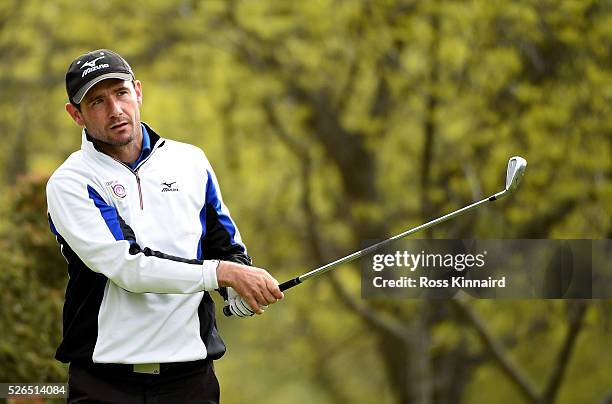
[
  {"x1": 0, "y1": 0, "x2": 611, "y2": 403},
  {"x1": 0, "y1": 176, "x2": 65, "y2": 383}
]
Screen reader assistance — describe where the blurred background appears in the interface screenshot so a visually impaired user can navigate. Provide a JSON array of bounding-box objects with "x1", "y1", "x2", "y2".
[{"x1": 0, "y1": 0, "x2": 611, "y2": 403}]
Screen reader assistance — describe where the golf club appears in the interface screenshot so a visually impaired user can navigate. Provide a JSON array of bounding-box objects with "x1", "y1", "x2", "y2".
[{"x1": 224, "y1": 156, "x2": 527, "y2": 316}]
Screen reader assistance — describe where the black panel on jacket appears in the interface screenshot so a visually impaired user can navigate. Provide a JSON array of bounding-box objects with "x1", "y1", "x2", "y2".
[
  {"x1": 54, "y1": 234, "x2": 107, "y2": 363},
  {"x1": 197, "y1": 203, "x2": 253, "y2": 358},
  {"x1": 201, "y1": 203, "x2": 252, "y2": 265}
]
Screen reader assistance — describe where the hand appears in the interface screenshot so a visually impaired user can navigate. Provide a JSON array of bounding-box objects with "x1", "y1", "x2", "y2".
[
  {"x1": 217, "y1": 261, "x2": 284, "y2": 315},
  {"x1": 225, "y1": 287, "x2": 258, "y2": 317}
]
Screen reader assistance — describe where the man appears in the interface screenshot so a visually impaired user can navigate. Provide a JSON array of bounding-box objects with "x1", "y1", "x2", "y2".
[{"x1": 46, "y1": 49, "x2": 283, "y2": 403}]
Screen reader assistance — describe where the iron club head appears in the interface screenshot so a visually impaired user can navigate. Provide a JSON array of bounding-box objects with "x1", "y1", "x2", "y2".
[{"x1": 505, "y1": 156, "x2": 527, "y2": 194}]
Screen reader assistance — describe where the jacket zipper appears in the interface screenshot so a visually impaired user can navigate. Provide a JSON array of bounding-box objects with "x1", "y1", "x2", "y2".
[
  {"x1": 135, "y1": 172, "x2": 144, "y2": 210},
  {"x1": 114, "y1": 162, "x2": 145, "y2": 210},
  {"x1": 111, "y1": 142, "x2": 163, "y2": 211}
]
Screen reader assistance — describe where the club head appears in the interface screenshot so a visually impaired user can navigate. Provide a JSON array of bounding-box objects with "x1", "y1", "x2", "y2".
[{"x1": 505, "y1": 156, "x2": 527, "y2": 194}]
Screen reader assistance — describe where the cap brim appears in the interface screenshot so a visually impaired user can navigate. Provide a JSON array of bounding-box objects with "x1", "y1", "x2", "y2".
[{"x1": 72, "y1": 72, "x2": 134, "y2": 104}]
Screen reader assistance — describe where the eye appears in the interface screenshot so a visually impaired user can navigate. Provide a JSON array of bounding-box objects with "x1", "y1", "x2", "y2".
[
  {"x1": 90, "y1": 98, "x2": 103, "y2": 106},
  {"x1": 117, "y1": 90, "x2": 129, "y2": 96}
]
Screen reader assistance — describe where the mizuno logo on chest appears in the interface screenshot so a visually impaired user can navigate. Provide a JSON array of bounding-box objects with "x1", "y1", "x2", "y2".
[{"x1": 161, "y1": 181, "x2": 179, "y2": 192}]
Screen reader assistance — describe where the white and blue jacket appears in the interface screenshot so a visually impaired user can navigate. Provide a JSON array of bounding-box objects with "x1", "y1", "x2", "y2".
[{"x1": 46, "y1": 123, "x2": 250, "y2": 365}]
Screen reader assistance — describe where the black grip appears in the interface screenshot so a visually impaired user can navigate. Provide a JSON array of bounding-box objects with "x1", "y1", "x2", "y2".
[
  {"x1": 223, "y1": 305, "x2": 233, "y2": 317},
  {"x1": 279, "y1": 277, "x2": 302, "y2": 291}
]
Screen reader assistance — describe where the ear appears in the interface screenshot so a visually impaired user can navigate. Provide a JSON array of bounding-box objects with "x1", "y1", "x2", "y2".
[
  {"x1": 65, "y1": 103, "x2": 85, "y2": 126},
  {"x1": 133, "y1": 80, "x2": 143, "y2": 105}
]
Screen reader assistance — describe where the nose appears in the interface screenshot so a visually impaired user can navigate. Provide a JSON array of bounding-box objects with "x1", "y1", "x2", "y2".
[{"x1": 107, "y1": 97, "x2": 122, "y2": 117}]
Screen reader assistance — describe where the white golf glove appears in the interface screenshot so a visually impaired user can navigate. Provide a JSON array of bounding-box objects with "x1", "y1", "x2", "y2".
[{"x1": 225, "y1": 287, "x2": 260, "y2": 317}]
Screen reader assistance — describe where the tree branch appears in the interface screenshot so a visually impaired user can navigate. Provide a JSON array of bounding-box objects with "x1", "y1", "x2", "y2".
[
  {"x1": 452, "y1": 298, "x2": 540, "y2": 403},
  {"x1": 516, "y1": 198, "x2": 579, "y2": 238},
  {"x1": 264, "y1": 100, "x2": 414, "y2": 343},
  {"x1": 420, "y1": 8, "x2": 440, "y2": 235},
  {"x1": 328, "y1": 273, "x2": 413, "y2": 344},
  {"x1": 262, "y1": 99, "x2": 308, "y2": 157},
  {"x1": 542, "y1": 300, "x2": 588, "y2": 403},
  {"x1": 336, "y1": 56, "x2": 359, "y2": 115}
]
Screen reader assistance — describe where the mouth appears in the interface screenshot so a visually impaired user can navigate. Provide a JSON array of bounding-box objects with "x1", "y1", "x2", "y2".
[{"x1": 109, "y1": 121, "x2": 130, "y2": 131}]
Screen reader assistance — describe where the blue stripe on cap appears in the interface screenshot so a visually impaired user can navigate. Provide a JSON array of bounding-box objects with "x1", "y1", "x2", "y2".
[{"x1": 87, "y1": 185, "x2": 124, "y2": 241}]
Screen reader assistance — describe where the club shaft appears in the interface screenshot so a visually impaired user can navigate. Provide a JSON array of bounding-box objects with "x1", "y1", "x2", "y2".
[
  {"x1": 283, "y1": 190, "x2": 505, "y2": 289},
  {"x1": 227, "y1": 190, "x2": 505, "y2": 314}
]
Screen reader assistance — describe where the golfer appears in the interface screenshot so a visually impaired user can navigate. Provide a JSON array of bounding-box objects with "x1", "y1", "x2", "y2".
[{"x1": 46, "y1": 49, "x2": 283, "y2": 403}]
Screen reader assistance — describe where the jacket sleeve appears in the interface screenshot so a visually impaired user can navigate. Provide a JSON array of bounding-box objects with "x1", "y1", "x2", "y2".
[
  {"x1": 46, "y1": 175, "x2": 219, "y2": 294},
  {"x1": 200, "y1": 161, "x2": 252, "y2": 266}
]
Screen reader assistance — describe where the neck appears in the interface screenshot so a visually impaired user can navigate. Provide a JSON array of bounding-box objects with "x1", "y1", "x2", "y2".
[{"x1": 91, "y1": 124, "x2": 143, "y2": 164}]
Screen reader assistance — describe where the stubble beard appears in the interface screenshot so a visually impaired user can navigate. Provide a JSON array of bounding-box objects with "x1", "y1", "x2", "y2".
[{"x1": 87, "y1": 122, "x2": 136, "y2": 148}]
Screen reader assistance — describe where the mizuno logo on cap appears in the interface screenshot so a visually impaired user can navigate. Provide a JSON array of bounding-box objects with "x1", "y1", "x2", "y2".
[
  {"x1": 80, "y1": 56, "x2": 105, "y2": 69},
  {"x1": 80, "y1": 56, "x2": 110, "y2": 78}
]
